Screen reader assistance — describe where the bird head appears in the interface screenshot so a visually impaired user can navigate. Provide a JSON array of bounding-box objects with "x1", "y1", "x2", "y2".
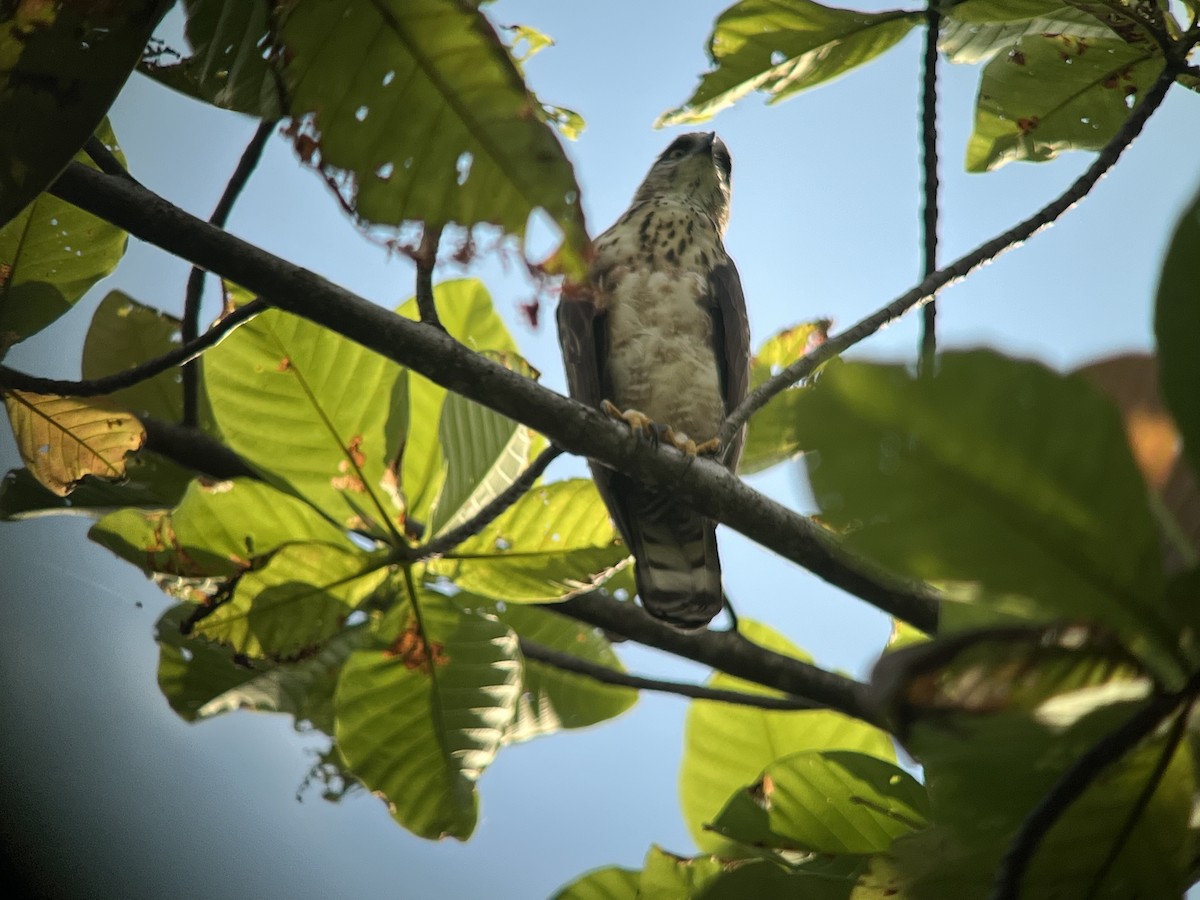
[{"x1": 632, "y1": 132, "x2": 733, "y2": 233}]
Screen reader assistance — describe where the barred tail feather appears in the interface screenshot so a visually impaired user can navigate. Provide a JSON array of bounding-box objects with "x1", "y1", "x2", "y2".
[{"x1": 623, "y1": 486, "x2": 724, "y2": 630}]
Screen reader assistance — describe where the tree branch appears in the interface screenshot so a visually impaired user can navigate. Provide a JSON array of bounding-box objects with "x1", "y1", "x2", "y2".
[
  {"x1": 0, "y1": 299, "x2": 266, "y2": 396},
  {"x1": 182, "y1": 121, "x2": 276, "y2": 426},
  {"x1": 719, "y1": 64, "x2": 1177, "y2": 445},
  {"x1": 48, "y1": 160, "x2": 941, "y2": 633},
  {"x1": 407, "y1": 444, "x2": 563, "y2": 560},
  {"x1": 542, "y1": 591, "x2": 881, "y2": 726},
  {"x1": 918, "y1": 2, "x2": 941, "y2": 378},
  {"x1": 518, "y1": 637, "x2": 821, "y2": 711},
  {"x1": 142, "y1": 417, "x2": 260, "y2": 481}
]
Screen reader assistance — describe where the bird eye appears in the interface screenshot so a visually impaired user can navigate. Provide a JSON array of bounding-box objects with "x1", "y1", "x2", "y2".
[{"x1": 667, "y1": 147, "x2": 687, "y2": 160}]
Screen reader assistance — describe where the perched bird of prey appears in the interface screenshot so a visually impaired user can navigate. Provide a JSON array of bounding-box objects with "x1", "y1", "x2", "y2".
[{"x1": 558, "y1": 132, "x2": 750, "y2": 630}]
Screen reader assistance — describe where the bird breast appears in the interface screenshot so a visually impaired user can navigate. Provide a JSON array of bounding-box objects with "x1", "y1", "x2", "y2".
[{"x1": 599, "y1": 209, "x2": 726, "y2": 443}]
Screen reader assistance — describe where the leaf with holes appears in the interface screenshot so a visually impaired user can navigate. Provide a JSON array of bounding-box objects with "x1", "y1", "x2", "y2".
[
  {"x1": 0, "y1": 120, "x2": 128, "y2": 344},
  {"x1": 201, "y1": 307, "x2": 408, "y2": 537},
  {"x1": 194, "y1": 541, "x2": 387, "y2": 659},
  {"x1": 334, "y1": 587, "x2": 520, "y2": 840},
  {"x1": 659, "y1": 0, "x2": 920, "y2": 126},
  {"x1": 275, "y1": 0, "x2": 588, "y2": 274},
  {"x1": 140, "y1": 0, "x2": 282, "y2": 117},
  {"x1": 0, "y1": 3, "x2": 167, "y2": 225},
  {"x1": 427, "y1": 479, "x2": 631, "y2": 603},
  {"x1": 938, "y1": 0, "x2": 1119, "y2": 64},
  {"x1": 4, "y1": 390, "x2": 144, "y2": 496},
  {"x1": 680, "y1": 620, "x2": 895, "y2": 855},
  {"x1": 966, "y1": 34, "x2": 1162, "y2": 172}
]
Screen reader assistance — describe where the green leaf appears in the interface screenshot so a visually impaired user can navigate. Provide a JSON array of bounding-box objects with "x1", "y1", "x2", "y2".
[
  {"x1": 0, "y1": 120, "x2": 128, "y2": 344},
  {"x1": 874, "y1": 625, "x2": 1193, "y2": 897},
  {"x1": 90, "y1": 477, "x2": 354, "y2": 578},
  {"x1": 427, "y1": 479, "x2": 631, "y2": 603},
  {"x1": 939, "y1": 2, "x2": 1118, "y2": 64},
  {"x1": 1156, "y1": 182, "x2": 1200, "y2": 482},
  {"x1": 82, "y1": 290, "x2": 184, "y2": 421},
  {"x1": 740, "y1": 320, "x2": 830, "y2": 474},
  {"x1": 794, "y1": 352, "x2": 1182, "y2": 681},
  {"x1": 0, "y1": 2, "x2": 167, "y2": 225},
  {"x1": 429, "y1": 380, "x2": 532, "y2": 535},
  {"x1": 709, "y1": 750, "x2": 928, "y2": 854},
  {"x1": 680, "y1": 620, "x2": 895, "y2": 854},
  {"x1": 156, "y1": 603, "x2": 261, "y2": 722},
  {"x1": 334, "y1": 586, "x2": 520, "y2": 840},
  {"x1": 276, "y1": 0, "x2": 588, "y2": 274},
  {"x1": 493, "y1": 603, "x2": 637, "y2": 743},
  {"x1": 396, "y1": 279, "x2": 519, "y2": 530},
  {"x1": 140, "y1": 0, "x2": 282, "y2": 117},
  {"x1": 638, "y1": 847, "x2": 726, "y2": 898},
  {"x1": 194, "y1": 541, "x2": 387, "y2": 658},
  {"x1": 4, "y1": 390, "x2": 145, "y2": 496},
  {"x1": 552, "y1": 866, "x2": 640, "y2": 900},
  {"x1": 659, "y1": 0, "x2": 920, "y2": 126},
  {"x1": 965, "y1": 34, "x2": 1162, "y2": 172},
  {"x1": 201, "y1": 307, "x2": 408, "y2": 537}
]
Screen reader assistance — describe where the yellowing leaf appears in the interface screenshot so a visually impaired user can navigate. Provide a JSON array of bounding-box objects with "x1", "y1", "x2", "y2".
[{"x1": 4, "y1": 390, "x2": 145, "y2": 496}]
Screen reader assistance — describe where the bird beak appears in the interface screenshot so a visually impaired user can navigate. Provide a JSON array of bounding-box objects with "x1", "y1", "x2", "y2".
[{"x1": 701, "y1": 132, "x2": 716, "y2": 153}]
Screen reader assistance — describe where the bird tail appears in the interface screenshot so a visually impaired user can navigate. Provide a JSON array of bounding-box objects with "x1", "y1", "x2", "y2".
[{"x1": 622, "y1": 485, "x2": 724, "y2": 630}]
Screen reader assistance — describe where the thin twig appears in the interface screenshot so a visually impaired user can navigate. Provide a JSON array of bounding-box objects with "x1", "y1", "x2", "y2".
[
  {"x1": 414, "y1": 224, "x2": 444, "y2": 329},
  {"x1": 518, "y1": 637, "x2": 820, "y2": 710},
  {"x1": 408, "y1": 445, "x2": 563, "y2": 559},
  {"x1": 990, "y1": 668, "x2": 1200, "y2": 900},
  {"x1": 0, "y1": 300, "x2": 266, "y2": 397},
  {"x1": 48, "y1": 159, "x2": 941, "y2": 632},
  {"x1": 182, "y1": 121, "x2": 276, "y2": 426},
  {"x1": 918, "y1": 2, "x2": 941, "y2": 378},
  {"x1": 719, "y1": 64, "x2": 1177, "y2": 447}
]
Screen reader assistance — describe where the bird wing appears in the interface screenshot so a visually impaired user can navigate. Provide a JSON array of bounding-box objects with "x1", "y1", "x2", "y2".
[{"x1": 708, "y1": 258, "x2": 751, "y2": 472}]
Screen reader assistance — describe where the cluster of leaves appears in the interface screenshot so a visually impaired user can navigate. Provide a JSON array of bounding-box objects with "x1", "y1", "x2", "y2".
[
  {"x1": 661, "y1": 0, "x2": 1200, "y2": 171},
  {"x1": 2, "y1": 0, "x2": 1200, "y2": 898}
]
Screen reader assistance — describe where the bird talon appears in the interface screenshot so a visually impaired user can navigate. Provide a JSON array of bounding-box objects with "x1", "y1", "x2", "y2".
[
  {"x1": 602, "y1": 400, "x2": 656, "y2": 440},
  {"x1": 693, "y1": 437, "x2": 722, "y2": 456}
]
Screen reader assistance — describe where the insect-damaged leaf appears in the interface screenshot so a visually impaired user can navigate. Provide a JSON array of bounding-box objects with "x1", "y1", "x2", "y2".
[
  {"x1": 0, "y1": 120, "x2": 128, "y2": 345},
  {"x1": 201, "y1": 307, "x2": 408, "y2": 537},
  {"x1": 274, "y1": 0, "x2": 589, "y2": 275},
  {"x1": 334, "y1": 586, "x2": 520, "y2": 840},
  {"x1": 966, "y1": 34, "x2": 1163, "y2": 172},
  {"x1": 4, "y1": 390, "x2": 144, "y2": 496},
  {"x1": 0, "y1": 1, "x2": 168, "y2": 225}
]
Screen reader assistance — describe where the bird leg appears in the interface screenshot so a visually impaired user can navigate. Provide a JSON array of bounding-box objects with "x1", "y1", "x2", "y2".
[{"x1": 602, "y1": 400, "x2": 721, "y2": 457}]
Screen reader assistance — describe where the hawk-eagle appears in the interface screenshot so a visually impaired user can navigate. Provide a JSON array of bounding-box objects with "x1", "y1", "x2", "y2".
[{"x1": 558, "y1": 132, "x2": 750, "y2": 630}]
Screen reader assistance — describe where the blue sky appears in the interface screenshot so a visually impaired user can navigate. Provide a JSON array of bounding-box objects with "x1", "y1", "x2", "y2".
[{"x1": 1, "y1": 1, "x2": 1197, "y2": 897}]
